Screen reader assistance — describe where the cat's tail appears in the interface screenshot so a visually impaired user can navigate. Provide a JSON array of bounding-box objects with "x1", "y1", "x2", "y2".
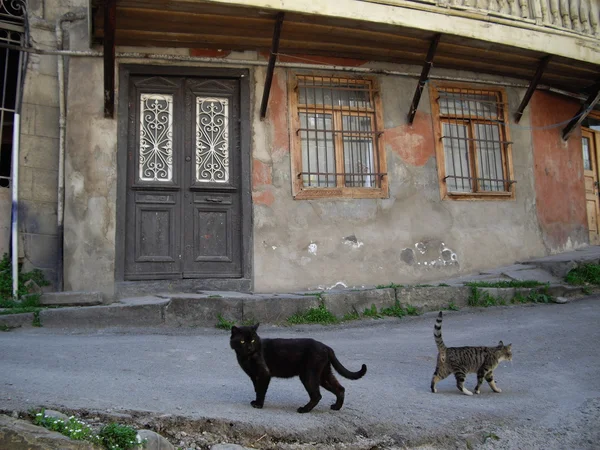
[
  {"x1": 329, "y1": 349, "x2": 367, "y2": 380},
  {"x1": 434, "y1": 311, "x2": 447, "y2": 352}
]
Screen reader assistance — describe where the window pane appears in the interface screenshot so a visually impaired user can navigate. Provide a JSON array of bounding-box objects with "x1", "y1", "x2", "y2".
[
  {"x1": 442, "y1": 122, "x2": 471, "y2": 192},
  {"x1": 475, "y1": 123, "x2": 505, "y2": 192},
  {"x1": 439, "y1": 92, "x2": 498, "y2": 119},
  {"x1": 298, "y1": 81, "x2": 372, "y2": 109},
  {"x1": 300, "y1": 113, "x2": 335, "y2": 187},
  {"x1": 583, "y1": 137, "x2": 592, "y2": 171},
  {"x1": 342, "y1": 115, "x2": 376, "y2": 187}
]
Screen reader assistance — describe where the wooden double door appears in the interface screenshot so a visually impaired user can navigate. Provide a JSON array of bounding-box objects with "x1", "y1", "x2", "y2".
[{"x1": 123, "y1": 74, "x2": 246, "y2": 280}]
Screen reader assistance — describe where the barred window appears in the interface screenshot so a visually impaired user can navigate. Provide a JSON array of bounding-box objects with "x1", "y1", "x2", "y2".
[
  {"x1": 430, "y1": 84, "x2": 515, "y2": 199},
  {"x1": 290, "y1": 75, "x2": 387, "y2": 199}
]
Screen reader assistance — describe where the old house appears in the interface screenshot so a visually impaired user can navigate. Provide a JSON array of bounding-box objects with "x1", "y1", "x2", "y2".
[{"x1": 1, "y1": 0, "x2": 599, "y2": 299}]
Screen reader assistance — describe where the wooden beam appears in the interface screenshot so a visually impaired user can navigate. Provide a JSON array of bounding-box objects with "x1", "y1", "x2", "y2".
[
  {"x1": 260, "y1": 12, "x2": 284, "y2": 120},
  {"x1": 407, "y1": 33, "x2": 440, "y2": 125},
  {"x1": 104, "y1": 0, "x2": 116, "y2": 118},
  {"x1": 514, "y1": 56, "x2": 551, "y2": 123},
  {"x1": 562, "y1": 87, "x2": 600, "y2": 140}
]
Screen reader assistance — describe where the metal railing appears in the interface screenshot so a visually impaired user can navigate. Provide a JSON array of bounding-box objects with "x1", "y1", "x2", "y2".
[{"x1": 360, "y1": 0, "x2": 600, "y2": 37}]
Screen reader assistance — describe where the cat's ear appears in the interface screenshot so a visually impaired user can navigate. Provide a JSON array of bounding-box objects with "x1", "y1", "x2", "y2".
[
  {"x1": 231, "y1": 326, "x2": 240, "y2": 335},
  {"x1": 498, "y1": 340, "x2": 504, "y2": 346},
  {"x1": 252, "y1": 323, "x2": 260, "y2": 331}
]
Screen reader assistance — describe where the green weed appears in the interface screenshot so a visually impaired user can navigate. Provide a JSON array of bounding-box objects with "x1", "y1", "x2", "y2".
[
  {"x1": 375, "y1": 283, "x2": 402, "y2": 289},
  {"x1": 404, "y1": 304, "x2": 420, "y2": 316},
  {"x1": 215, "y1": 314, "x2": 236, "y2": 330},
  {"x1": 565, "y1": 263, "x2": 600, "y2": 285},
  {"x1": 446, "y1": 301, "x2": 459, "y2": 311},
  {"x1": 287, "y1": 304, "x2": 338, "y2": 325},
  {"x1": 33, "y1": 410, "x2": 101, "y2": 445},
  {"x1": 0, "y1": 253, "x2": 50, "y2": 302},
  {"x1": 438, "y1": 283, "x2": 450, "y2": 287},
  {"x1": 0, "y1": 324, "x2": 15, "y2": 332},
  {"x1": 466, "y1": 280, "x2": 544, "y2": 288},
  {"x1": 341, "y1": 311, "x2": 360, "y2": 321},
  {"x1": 207, "y1": 294, "x2": 222, "y2": 298},
  {"x1": 32, "y1": 310, "x2": 42, "y2": 327},
  {"x1": 380, "y1": 301, "x2": 407, "y2": 318},
  {"x1": 362, "y1": 304, "x2": 382, "y2": 319}
]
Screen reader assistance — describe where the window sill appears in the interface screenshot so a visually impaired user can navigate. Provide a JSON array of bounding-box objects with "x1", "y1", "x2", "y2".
[
  {"x1": 293, "y1": 187, "x2": 389, "y2": 200},
  {"x1": 445, "y1": 191, "x2": 515, "y2": 201}
]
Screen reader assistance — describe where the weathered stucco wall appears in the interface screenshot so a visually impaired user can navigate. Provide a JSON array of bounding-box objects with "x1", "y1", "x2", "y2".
[
  {"x1": 251, "y1": 65, "x2": 547, "y2": 292},
  {"x1": 530, "y1": 91, "x2": 588, "y2": 253}
]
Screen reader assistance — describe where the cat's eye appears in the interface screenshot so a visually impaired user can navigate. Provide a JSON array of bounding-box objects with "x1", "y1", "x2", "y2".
[
  {"x1": 240, "y1": 340, "x2": 245, "y2": 344},
  {"x1": 251, "y1": 339, "x2": 255, "y2": 343}
]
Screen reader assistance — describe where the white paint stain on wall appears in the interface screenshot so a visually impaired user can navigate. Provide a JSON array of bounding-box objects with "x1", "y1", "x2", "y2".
[
  {"x1": 403, "y1": 239, "x2": 459, "y2": 268},
  {"x1": 308, "y1": 242, "x2": 318, "y2": 255}
]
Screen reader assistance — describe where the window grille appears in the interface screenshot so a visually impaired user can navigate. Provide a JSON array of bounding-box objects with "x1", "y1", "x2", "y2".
[
  {"x1": 0, "y1": 0, "x2": 26, "y2": 188},
  {"x1": 291, "y1": 75, "x2": 387, "y2": 198},
  {"x1": 433, "y1": 86, "x2": 514, "y2": 197}
]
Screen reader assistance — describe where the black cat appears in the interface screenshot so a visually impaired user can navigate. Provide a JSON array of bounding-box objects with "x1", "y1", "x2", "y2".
[{"x1": 230, "y1": 324, "x2": 367, "y2": 413}]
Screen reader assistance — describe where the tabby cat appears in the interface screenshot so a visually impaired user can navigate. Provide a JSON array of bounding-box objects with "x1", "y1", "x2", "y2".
[
  {"x1": 230, "y1": 324, "x2": 367, "y2": 413},
  {"x1": 430, "y1": 311, "x2": 512, "y2": 395}
]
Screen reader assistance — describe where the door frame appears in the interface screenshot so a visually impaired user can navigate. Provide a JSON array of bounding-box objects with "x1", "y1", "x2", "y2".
[
  {"x1": 115, "y1": 64, "x2": 253, "y2": 296},
  {"x1": 582, "y1": 126, "x2": 600, "y2": 245}
]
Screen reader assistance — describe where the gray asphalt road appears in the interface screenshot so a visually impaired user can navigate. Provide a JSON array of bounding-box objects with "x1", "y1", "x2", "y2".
[{"x1": 1, "y1": 299, "x2": 599, "y2": 449}]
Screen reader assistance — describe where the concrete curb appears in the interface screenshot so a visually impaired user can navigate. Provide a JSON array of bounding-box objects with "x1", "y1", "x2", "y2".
[{"x1": 0, "y1": 283, "x2": 597, "y2": 330}]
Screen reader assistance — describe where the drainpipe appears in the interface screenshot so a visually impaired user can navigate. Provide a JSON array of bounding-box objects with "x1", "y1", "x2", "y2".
[{"x1": 56, "y1": 12, "x2": 85, "y2": 292}]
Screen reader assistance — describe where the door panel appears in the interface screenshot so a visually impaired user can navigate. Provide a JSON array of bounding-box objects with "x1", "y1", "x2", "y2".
[
  {"x1": 583, "y1": 129, "x2": 600, "y2": 245},
  {"x1": 125, "y1": 75, "x2": 243, "y2": 280}
]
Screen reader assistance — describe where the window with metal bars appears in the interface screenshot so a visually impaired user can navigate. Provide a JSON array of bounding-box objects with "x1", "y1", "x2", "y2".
[
  {"x1": 289, "y1": 75, "x2": 387, "y2": 199},
  {"x1": 430, "y1": 84, "x2": 515, "y2": 199}
]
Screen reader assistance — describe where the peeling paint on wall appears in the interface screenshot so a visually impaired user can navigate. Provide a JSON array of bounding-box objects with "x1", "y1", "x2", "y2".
[
  {"x1": 401, "y1": 239, "x2": 459, "y2": 268},
  {"x1": 343, "y1": 234, "x2": 364, "y2": 249}
]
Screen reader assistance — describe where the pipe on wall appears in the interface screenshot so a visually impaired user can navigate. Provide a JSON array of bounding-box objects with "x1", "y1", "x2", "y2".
[{"x1": 56, "y1": 12, "x2": 85, "y2": 292}]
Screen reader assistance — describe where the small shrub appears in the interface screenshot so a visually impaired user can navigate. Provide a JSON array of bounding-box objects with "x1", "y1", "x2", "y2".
[
  {"x1": 98, "y1": 423, "x2": 143, "y2": 450},
  {"x1": 0, "y1": 253, "x2": 50, "y2": 302},
  {"x1": 565, "y1": 263, "x2": 600, "y2": 285},
  {"x1": 287, "y1": 304, "x2": 338, "y2": 325},
  {"x1": 32, "y1": 310, "x2": 42, "y2": 327},
  {"x1": 215, "y1": 314, "x2": 235, "y2": 330}
]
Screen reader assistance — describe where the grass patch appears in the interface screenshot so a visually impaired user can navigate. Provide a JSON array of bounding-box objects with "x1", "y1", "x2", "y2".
[
  {"x1": 98, "y1": 422, "x2": 143, "y2": 450},
  {"x1": 438, "y1": 283, "x2": 449, "y2": 287},
  {"x1": 465, "y1": 280, "x2": 544, "y2": 288},
  {"x1": 0, "y1": 324, "x2": 15, "y2": 331},
  {"x1": 375, "y1": 283, "x2": 402, "y2": 289},
  {"x1": 287, "y1": 304, "x2": 339, "y2": 325},
  {"x1": 341, "y1": 311, "x2": 360, "y2": 321},
  {"x1": 215, "y1": 314, "x2": 236, "y2": 330},
  {"x1": 362, "y1": 304, "x2": 382, "y2": 319},
  {"x1": 511, "y1": 288, "x2": 552, "y2": 304},
  {"x1": 445, "y1": 301, "x2": 460, "y2": 311},
  {"x1": 565, "y1": 263, "x2": 600, "y2": 285},
  {"x1": 207, "y1": 294, "x2": 222, "y2": 298}
]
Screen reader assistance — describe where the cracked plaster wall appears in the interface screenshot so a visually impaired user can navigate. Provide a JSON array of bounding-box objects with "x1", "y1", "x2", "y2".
[{"x1": 252, "y1": 64, "x2": 548, "y2": 292}]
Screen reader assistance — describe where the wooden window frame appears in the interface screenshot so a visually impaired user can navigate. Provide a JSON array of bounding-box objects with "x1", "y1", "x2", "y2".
[
  {"x1": 430, "y1": 82, "x2": 515, "y2": 201},
  {"x1": 288, "y1": 74, "x2": 388, "y2": 200}
]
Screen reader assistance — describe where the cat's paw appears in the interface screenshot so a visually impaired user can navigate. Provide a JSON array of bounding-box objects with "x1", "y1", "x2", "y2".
[
  {"x1": 297, "y1": 406, "x2": 310, "y2": 413},
  {"x1": 251, "y1": 401, "x2": 263, "y2": 409},
  {"x1": 461, "y1": 388, "x2": 474, "y2": 396},
  {"x1": 493, "y1": 387, "x2": 502, "y2": 393},
  {"x1": 431, "y1": 388, "x2": 437, "y2": 393},
  {"x1": 330, "y1": 403, "x2": 342, "y2": 411},
  {"x1": 474, "y1": 389, "x2": 481, "y2": 395}
]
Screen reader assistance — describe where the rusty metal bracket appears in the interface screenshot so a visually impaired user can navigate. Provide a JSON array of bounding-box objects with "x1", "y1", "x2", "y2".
[
  {"x1": 514, "y1": 56, "x2": 551, "y2": 124},
  {"x1": 407, "y1": 34, "x2": 440, "y2": 125},
  {"x1": 103, "y1": 0, "x2": 116, "y2": 118},
  {"x1": 260, "y1": 12, "x2": 285, "y2": 120},
  {"x1": 562, "y1": 85, "x2": 600, "y2": 140}
]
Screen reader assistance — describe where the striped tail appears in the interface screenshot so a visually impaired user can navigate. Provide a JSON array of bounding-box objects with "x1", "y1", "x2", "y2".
[{"x1": 434, "y1": 311, "x2": 446, "y2": 352}]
